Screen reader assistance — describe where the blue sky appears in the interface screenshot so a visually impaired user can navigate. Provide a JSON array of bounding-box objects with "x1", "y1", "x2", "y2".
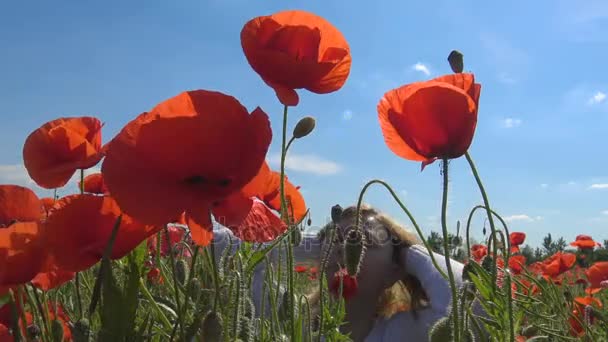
[{"x1": 1, "y1": 0, "x2": 607, "y2": 248}]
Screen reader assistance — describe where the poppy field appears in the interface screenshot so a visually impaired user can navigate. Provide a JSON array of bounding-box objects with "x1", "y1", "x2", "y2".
[{"x1": 2, "y1": 8, "x2": 608, "y2": 342}]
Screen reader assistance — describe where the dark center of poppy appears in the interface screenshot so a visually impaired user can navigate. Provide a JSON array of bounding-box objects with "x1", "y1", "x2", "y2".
[{"x1": 184, "y1": 175, "x2": 207, "y2": 185}]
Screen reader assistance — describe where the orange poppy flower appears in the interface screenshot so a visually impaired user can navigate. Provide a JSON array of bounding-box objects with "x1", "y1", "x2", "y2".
[
  {"x1": 79, "y1": 172, "x2": 109, "y2": 195},
  {"x1": 470, "y1": 244, "x2": 488, "y2": 262},
  {"x1": 585, "y1": 261, "x2": 608, "y2": 292},
  {"x1": 102, "y1": 90, "x2": 272, "y2": 246},
  {"x1": 0, "y1": 185, "x2": 43, "y2": 227},
  {"x1": 541, "y1": 252, "x2": 576, "y2": 278},
  {"x1": 570, "y1": 234, "x2": 601, "y2": 250},
  {"x1": 23, "y1": 117, "x2": 103, "y2": 189},
  {"x1": 377, "y1": 73, "x2": 481, "y2": 170},
  {"x1": 45, "y1": 194, "x2": 161, "y2": 272},
  {"x1": 509, "y1": 232, "x2": 526, "y2": 246},
  {"x1": 241, "y1": 10, "x2": 351, "y2": 106},
  {"x1": 0, "y1": 222, "x2": 46, "y2": 288},
  {"x1": 210, "y1": 162, "x2": 307, "y2": 243}
]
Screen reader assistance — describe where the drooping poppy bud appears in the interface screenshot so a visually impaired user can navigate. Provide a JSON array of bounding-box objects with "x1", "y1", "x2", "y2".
[
  {"x1": 293, "y1": 116, "x2": 316, "y2": 139},
  {"x1": 201, "y1": 311, "x2": 223, "y2": 342},
  {"x1": 344, "y1": 229, "x2": 365, "y2": 276}
]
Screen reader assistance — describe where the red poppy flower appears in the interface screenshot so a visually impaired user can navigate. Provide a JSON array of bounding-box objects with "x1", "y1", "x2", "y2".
[
  {"x1": 30, "y1": 253, "x2": 75, "y2": 291},
  {"x1": 79, "y1": 172, "x2": 109, "y2": 195},
  {"x1": 45, "y1": 194, "x2": 161, "y2": 272},
  {"x1": 241, "y1": 10, "x2": 351, "y2": 106},
  {"x1": 0, "y1": 323, "x2": 12, "y2": 342},
  {"x1": 147, "y1": 224, "x2": 187, "y2": 257},
  {"x1": 570, "y1": 234, "x2": 601, "y2": 250},
  {"x1": 509, "y1": 232, "x2": 526, "y2": 246},
  {"x1": 147, "y1": 267, "x2": 163, "y2": 285},
  {"x1": 508, "y1": 255, "x2": 526, "y2": 275},
  {"x1": 0, "y1": 222, "x2": 46, "y2": 288},
  {"x1": 0, "y1": 185, "x2": 43, "y2": 228},
  {"x1": 585, "y1": 261, "x2": 608, "y2": 292},
  {"x1": 329, "y1": 268, "x2": 358, "y2": 300},
  {"x1": 101, "y1": 90, "x2": 272, "y2": 246},
  {"x1": 541, "y1": 252, "x2": 576, "y2": 279},
  {"x1": 23, "y1": 117, "x2": 103, "y2": 189},
  {"x1": 294, "y1": 265, "x2": 308, "y2": 273},
  {"x1": 377, "y1": 73, "x2": 481, "y2": 170},
  {"x1": 569, "y1": 296, "x2": 602, "y2": 337},
  {"x1": 40, "y1": 197, "x2": 57, "y2": 219},
  {"x1": 210, "y1": 162, "x2": 307, "y2": 243},
  {"x1": 470, "y1": 244, "x2": 488, "y2": 262}
]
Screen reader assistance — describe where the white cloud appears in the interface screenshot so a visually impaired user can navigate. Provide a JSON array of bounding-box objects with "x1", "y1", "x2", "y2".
[
  {"x1": 503, "y1": 214, "x2": 540, "y2": 222},
  {"x1": 589, "y1": 183, "x2": 608, "y2": 190},
  {"x1": 540, "y1": 183, "x2": 549, "y2": 188},
  {"x1": 588, "y1": 91, "x2": 606, "y2": 105},
  {"x1": 342, "y1": 110, "x2": 353, "y2": 121},
  {"x1": 267, "y1": 153, "x2": 342, "y2": 176},
  {"x1": 400, "y1": 189, "x2": 408, "y2": 197},
  {"x1": 412, "y1": 62, "x2": 431, "y2": 76},
  {"x1": 0, "y1": 164, "x2": 102, "y2": 197},
  {"x1": 502, "y1": 118, "x2": 522, "y2": 128},
  {"x1": 601, "y1": 210, "x2": 608, "y2": 215}
]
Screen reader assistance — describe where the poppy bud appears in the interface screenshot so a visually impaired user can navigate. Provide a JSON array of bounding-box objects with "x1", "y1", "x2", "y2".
[
  {"x1": 448, "y1": 50, "x2": 464, "y2": 73},
  {"x1": 27, "y1": 324, "x2": 41, "y2": 339},
  {"x1": 429, "y1": 316, "x2": 452, "y2": 342},
  {"x1": 188, "y1": 277, "x2": 201, "y2": 300},
  {"x1": 521, "y1": 325, "x2": 539, "y2": 338},
  {"x1": 331, "y1": 204, "x2": 342, "y2": 223},
  {"x1": 51, "y1": 319, "x2": 64, "y2": 342},
  {"x1": 200, "y1": 311, "x2": 223, "y2": 342},
  {"x1": 71, "y1": 319, "x2": 90, "y2": 341},
  {"x1": 175, "y1": 259, "x2": 188, "y2": 285},
  {"x1": 293, "y1": 116, "x2": 316, "y2": 139},
  {"x1": 307, "y1": 218, "x2": 312, "y2": 226},
  {"x1": 345, "y1": 229, "x2": 365, "y2": 276},
  {"x1": 481, "y1": 255, "x2": 494, "y2": 273}
]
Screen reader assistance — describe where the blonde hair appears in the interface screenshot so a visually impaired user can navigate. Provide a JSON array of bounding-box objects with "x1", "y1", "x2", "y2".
[{"x1": 311, "y1": 204, "x2": 429, "y2": 322}]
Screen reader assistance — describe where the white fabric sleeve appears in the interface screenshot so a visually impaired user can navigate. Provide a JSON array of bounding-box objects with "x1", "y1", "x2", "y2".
[{"x1": 364, "y1": 244, "x2": 466, "y2": 342}]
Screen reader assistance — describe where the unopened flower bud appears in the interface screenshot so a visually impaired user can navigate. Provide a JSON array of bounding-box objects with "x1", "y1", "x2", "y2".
[
  {"x1": 448, "y1": 50, "x2": 464, "y2": 73},
  {"x1": 51, "y1": 319, "x2": 64, "y2": 342},
  {"x1": 521, "y1": 324, "x2": 539, "y2": 337},
  {"x1": 175, "y1": 259, "x2": 188, "y2": 286},
  {"x1": 293, "y1": 116, "x2": 316, "y2": 139},
  {"x1": 345, "y1": 229, "x2": 365, "y2": 276},
  {"x1": 429, "y1": 316, "x2": 453, "y2": 342},
  {"x1": 200, "y1": 311, "x2": 223, "y2": 342}
]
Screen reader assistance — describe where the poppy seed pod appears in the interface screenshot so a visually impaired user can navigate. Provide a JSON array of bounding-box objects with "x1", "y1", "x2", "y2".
[
  {"x1": 448, "y1": 50, "x2": 464, "y2": 73},
  {"x1": 293, "y1": 116, "x2": 316, "y2": 139},
  {"x1": 345, "y1": 229, "x2": 366, "y2": 276},
  {"x1": 521, "y1": 325, "x2": 539, "y2": 338},
  {"x1": 51, "y1": 319, "x2": 64, "y2": 342},
  {"x1": 428, "y1": 316, "x2": 452, "y2": 342}
]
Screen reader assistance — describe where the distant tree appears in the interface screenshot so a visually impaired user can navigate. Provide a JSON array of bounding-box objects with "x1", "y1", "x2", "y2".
[
  {"x1": 541, "y1": 233, "x2": 567, "y2": 256},
  {"x1": 427, "y1": 231, "x2": 443, "y2": 254},
  {"x1": 604, "y1": 239, "x2": 608, "y2": 250},
  {"x1": 519, "y1": 244, "x2": 535, "y2": 264},
  {"x1": 533, "y1": 247, "x2": 544, "y2": 261},
  {"x1": 554, "y1": 237, "x2": 567, "y2": 252},
  {"x1": 542, "y1": 233, "x2": 554, "y2": 254}
]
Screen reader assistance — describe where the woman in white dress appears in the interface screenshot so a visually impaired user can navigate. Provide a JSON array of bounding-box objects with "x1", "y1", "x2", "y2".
[{"x1": 211, "y1": 203, "x2": 475, "y2": 341}]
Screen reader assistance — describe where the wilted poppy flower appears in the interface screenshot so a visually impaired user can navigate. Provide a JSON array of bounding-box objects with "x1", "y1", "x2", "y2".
[
  {"x1": 542, "y1": 252, "x2": 577, "y2": 279},
  {"x1": 470, "y1": 244, "x2": 488, "y2": 262},
  {"x1": 377, "y1": 73, "x2": 481, "y2": 170},
  {"x1": 241, "y1": 10, "x2": 351, "y2": 106},
  {"x1": 79, "y1": 172, "x2": 108, "y2": 195},
  {"x1": 510, "y1": 232, "x2": 526, "y2": 246},
  {"x1": 0, "y1": 222, "x2": 46, "y2": 288},
  {"x1": 23, "y1": 117, "x2": 103, "y2": 189},
  {"x1": 0, "y1": 185, "x2": 43, "y2": 227},
  {"x1": 329, "y1": 268, "x2": 358, "y2": 300},
  {"x1": 211, "y1": 162, "x2": 306, "y2": 243},
  {"x1": 101, "y1": 90, "x2": 272, "y2": 246},
  {"x1": 45, "y1": 194, "x2": 161, "y2": 272},
  {"x1": 570, "y1": 235, "x2": 601, "y2": 250}
]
